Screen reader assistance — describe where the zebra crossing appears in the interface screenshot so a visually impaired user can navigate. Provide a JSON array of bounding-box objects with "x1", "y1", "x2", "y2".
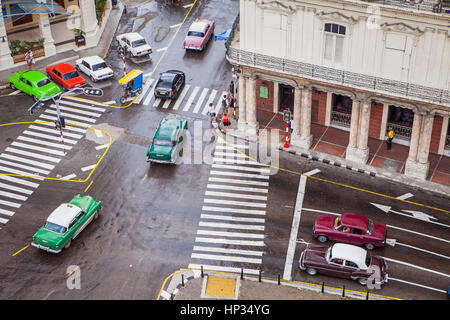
[
  {"x1": 0, "y1": 95, "x2": 107, "y2": 230},
  {"x1": 188, "y1": 138, "x2": 272, "y2": 275},
  {"x1": 135, "y1": 78, "x2": 227, "y2": 116}
]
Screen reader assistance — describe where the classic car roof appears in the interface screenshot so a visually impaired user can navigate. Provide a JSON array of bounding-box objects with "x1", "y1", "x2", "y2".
[
  {"x1": 19, "y1": 70, "x2": 46, "y2": 81},
  {"x1": 49, "y1": 63, "x2": 76, "y2": 74},
  {"x1": 331, "y1": 243, "x2": 367, "y2": 265},
  {"x1": 81, "y1": 56, "x2": 105, "y2": 65},
  {"x1": 120, "y1": 32, "x2": 144, "y2": 41},
  {"x1": 46, "y1": 203, "x2": 82, "y2": 228},
  {"x1": 189, "y1": 20, "x2": 210, "y2": 33},
  {"x1": 341, "y1": 213, "x2": 369, "y2": 230},
  {"x1": 157, "y1": 118, "x2": 180, "y2": 139}
]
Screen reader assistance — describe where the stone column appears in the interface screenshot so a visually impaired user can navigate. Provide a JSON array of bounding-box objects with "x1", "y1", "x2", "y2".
[
  {"x1": 292, "y1": 87, "x2": 302, "y2": 137},
  {"x1": 346, "y1": 98, "x2": 371, "y2": 164},
  {"x1": 273, "y1": 83, "x2": 280, "y2": 113},
  {"x1": 348, "y1": 99, "x2": 361, "y2": 149},
  {"x1": 237, "y1": 75, "x2": 247, "y2": 132},
  {"x1": 406, "y1": 112, "x2": 422, "y2": 162},
  {"x1": 246, "y1": 76, "x2": 258, "y2": 137},
  {"x1": 0, "y1": 2, "x2": 13, "y2": 69},
  {"x1": 291, "y1": 87, "x2": 312, "y2": 149},
  {"x1": 356, "y1": 100, "x2": 371, "y2": 162},
  {"x1": 38, "y1": 12, "x2": 57, "y2": 57},
  {"x1": 79, "y1": 0, "x2": 99, "y2": 48},
  {"x1": 325, "y1": 92, "x2": 332, "y2": 127}
]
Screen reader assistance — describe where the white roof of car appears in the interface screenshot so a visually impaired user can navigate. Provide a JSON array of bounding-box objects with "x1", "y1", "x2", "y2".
[
  {"x1": 120, "y1": 32, "x2": 144, "y2": 41},
  {"x1": 81, "y1": 56, "x2": 105, "y2": 65},
  {"x1": 331, "y1": 243, "x2": 367, "y2": 266},
  {"x1": 189, "y1": 20, "x2": 209, "y2": 33},
  {"x1": 46, "y1": 203, "x2": 81, "y2": 228}
]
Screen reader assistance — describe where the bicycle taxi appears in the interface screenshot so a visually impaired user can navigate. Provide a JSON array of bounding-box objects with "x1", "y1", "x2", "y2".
[{"x1": 118, "y1": 69, "x2": 143, "y2": 104}]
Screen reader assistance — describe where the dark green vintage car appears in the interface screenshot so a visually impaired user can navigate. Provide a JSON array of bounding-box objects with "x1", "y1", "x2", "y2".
[
  {"x1": 147, "y1": 117, "x2": 188, "y2": 164},
  {"x1": 31, "y1": 195, "x2": 102, "y2": 253},
  {"x1": 8, "y1": 70, "x2": 61, "y2": 101}
]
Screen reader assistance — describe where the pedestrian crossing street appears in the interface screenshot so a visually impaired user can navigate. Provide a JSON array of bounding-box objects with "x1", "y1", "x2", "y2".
[
  {"x1": 0, "y1": 95, "x2": 107, "y2": 230},
  {"x1": 188, "y1": 138, "x2": 272, "y2": 275},
  {"x1": 135, "y1": 78, "x2": 227, "y2": 116}
]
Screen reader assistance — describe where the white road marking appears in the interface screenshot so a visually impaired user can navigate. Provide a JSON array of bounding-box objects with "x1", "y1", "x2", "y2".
[
  {"x1": 0, "y1": 159, "x2": 50, "y2": 175},
  {"x1": 212, "y1": 158, "x2": 267, "y2": 166},
  {"x1": 199, "y1": 221, "x2": 265, "y2": 231},
  {"x1": 0, "y1": 190, "x2": 27, "y2": 201},
  {"x1": 194, "y1": 237, "x2": 264, "y2": 247},
  {"x1": 214, "y1": 151, "x2": 247, "y2": 158},
  {"x1": 8, "y1": 90, "x2": 20, "y2": 95},
  {"x1": 11, "y1": 142, "x2": 66, "y2": 157},
  {"x1": 60, "y1": 173, "x2": 76, "y2": 180},
  {"x1": 172, "y1": 84, "x2": 190, "y2": 110},
  {"x1": 143, "y1": 82, "x2": 158, "y2": 106},
  {"x1": 5, "y1": 147, "x2": 61, "y2": 164},
  {"x1": 0, "y1": 217, "x2": 9, "y2": 224},
  {"x1": 103, "y1": 100, "x2": 116, "y2": 105},
  {"x1": 202, "y1": 206, "x2": 266, "y2": 215},
  {"x1": 215, "y1": 91, "x2": 228, "y2": 114},
  {"x1": 81, "y1": 164, "x2": 96, "y2": 172},
  {"x1": 396, "y1": 193, "x2": 414, "y2": 200},
  {"x1": 134, "y1": 78, "x2": 153, "y2": 104},
  {"x1": 200, "y1": 214, "x2": 265, "y2": 223},
  {"x1": 95, "y1": 144, "x2": 109, "y2": 150},
  {"x1": 182, "y1": 86, "x2": 200, "y2": 112},
  {"x1": 210, "y1": 170, "x2": 269, "y2": 179},
  {"x1": 0, "y1": 174, "x2": 39, "y2": 188},
  {"x1": 396, "y1": 242, "x2": 450, "y2": 260},
  {"x1": 388, "y1": 277, "x2": 447, "y2": 294},
  {"x1": 94, "y1": 130, "x2": 103, "y2": 138},
  {"x1": 211, "y1": 163, "x2": 270, "y2": 174},
  {"x1": 304, "y1": 169, "x2": 321, "y2": 176},
  {"x1": 28, "y1": 125, "x2": 83, "y2": 139},
  {"x1": 162, "y1": 98, "x2": 172, "y2": 109},
  {"x1": 156, "y1": 47, "x2": 168, "y2": 52},
  {"x1": 183, "y1": 3, "x2": 194, "y2": 8},
  {"x1": 204, "y1": 198, "x2": 266, "y2": 208},
  {"x1": 59, "y1": 99, "x2": 107, "y2": 112},
  {"x1": 0, "y1": 208, "x2": 15, "y2": 217},
  {"x1": 22, "y1": 130, "x2": 77, "y2": 144},
  {"x1": 45, "y1": 109, "x2": 96, "y2": 123},
  {"x1": 283, "y1": 174, "x2": 308, "y2": 281},
  {"x1": 170, "y1": 23, "x2": 182, "y2": 28},
  {"x1": 192, "y1": 88, "x2": 209, "y2": 114},
  {"x1": 153, "y1": 98, "x2": 161, "y2": 107},
  {"x1": 188, "y1": 263, "x2": 260, "y2": 275},
  {"x1": 382, "y1": 256, "x2": 450, "y2": 278},
  {"x1": 0, "y1": 182, "x2": 33, "y2": 195},
  {"x1": 38, "y1": 115, "x2": 91, "y2": 130},
  {"x1": 201, "y1": 89, "x2": 218, "y2": 115},
  {"x1": 208, "y1": 177, "x2": 269, "y2": 186},
  {"x1": 0, "y1": 199, "x2": 21, "y2": 208},
  {"x1": 191, "y1": 253, "x2": 262, "y2": 264},
  {"x1": 48, "y1": 104, "x2": 101, "y2": 117},
  {"x1": 0, "y1": 153, "x2": 55, "y2": 170},
  {"x1": 0, "y1": 165, "x2": 44, "y2": 180},
  {"x1": 193, "y1": 245, "x2": 263, "y2": 256},
  {"x1": 207, "y1": 184, "x2": 268, "y2": 193},
  {"x1": 205, "y1": 190, "x2": 267, "y2": 201},
  {"x1": 16, "y1": 136, "x2": 72, "y2": 150},
  {"x1": 62, "y1": 96, "x2": 108, "y2": 108},
  {"x1": 197, "y1": 229, "x2": 264, "y2": 239}
]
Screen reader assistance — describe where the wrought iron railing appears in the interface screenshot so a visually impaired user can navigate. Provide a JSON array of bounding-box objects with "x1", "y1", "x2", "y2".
[
  {"x1": 387, "y1": 122, "x2": 412, "y2": 140},
  {"x1": 331, "y1": 111, "x2": 352, "y2": 128},
  {"x1": 226, "y1": 47, "x2": 450, "y2": 106},
  {"x1": 446, "y1": 135, "x2": 450, "y2": 150},
  {"x1": 360, "y1": 0, "x2": 447, "y2": 13}
]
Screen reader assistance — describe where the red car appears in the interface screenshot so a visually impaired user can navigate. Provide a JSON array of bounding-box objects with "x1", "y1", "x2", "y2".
[
  {"x1": 313, "y1": 213, "x2": 387, "y2": 250},
  {"x1": 46, "y1": 63, "x2": 86, "y2": 90},
  {"x1": 183, "y1": 19, "x2": 215, "y2": 51}
]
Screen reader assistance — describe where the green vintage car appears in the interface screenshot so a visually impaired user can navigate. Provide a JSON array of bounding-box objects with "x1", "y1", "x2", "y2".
[
  {"x1": 31, "y1": 195, "x2": 102, "y2": 253},
  {"x1": 147, "y1": 117, "x2": 188, "y2": 164},
  {"x1": 8, "y1": 70, "x2": 61, "y2": 101}
]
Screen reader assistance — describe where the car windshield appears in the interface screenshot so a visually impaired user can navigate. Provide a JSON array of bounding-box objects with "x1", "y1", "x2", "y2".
[
  {"x1": 63, "y1": 71, "x2": 80, "y2": 81},
  {"x1": 158, "y1": 81, "x2": 173, "y2": 88},
  {"x1": 44, "y1": 221, "x2": 67, "y2": 234},
  {"x1": 132, "y1": 39, "x2": 147, "y2": 47},
  {"x1": 154, "y1": 138, "x2": 172, "y2": 146},
  {"x1": 187, "y1": 31, "x2": 204, "y2": 37},
  {"x1": 365, "y1": 252, "x2": 371, "y2": 267},
  {"x1": 36, "y1": 78, "x2": 51, "y2": 87},
  {"x1": 92, "y1": 62, "x2": 108, "y2": 71},
  {"x1": 366, "y1": 219, "x2": 374, "y2": 235}
]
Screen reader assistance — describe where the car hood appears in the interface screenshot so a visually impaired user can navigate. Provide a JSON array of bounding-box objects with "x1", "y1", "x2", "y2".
[
  {"x1": 65, "y1": 76, "x2": 86, "y2": 87},
  {"x1": 372, "y1": 222, "x2": 387, "y2": 239},
  {"x1": 184, "y1": 36, "x2": 203, "y2": 47},
  {"x1": 148, "y1": 144, "x2": 173, "y2": 159},
  {"x1": 33, "y1": 227, "x2": 64, "y2": 248},
  {"x1": 315, "y1": 215, "x2": 334, "y2": 230},
  {"x1": 303, "y1": 244, "x2": 328, "y2": 264}
]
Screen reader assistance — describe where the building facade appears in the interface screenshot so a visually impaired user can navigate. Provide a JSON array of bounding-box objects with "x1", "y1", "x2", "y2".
[{"x1": 226, "y1": 0, "x2": 450, "y2": 181}]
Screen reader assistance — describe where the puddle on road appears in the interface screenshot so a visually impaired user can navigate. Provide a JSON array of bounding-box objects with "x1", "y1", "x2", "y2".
[{"x1": 154, "y1": 27, "x2": 170, "y2": 42}]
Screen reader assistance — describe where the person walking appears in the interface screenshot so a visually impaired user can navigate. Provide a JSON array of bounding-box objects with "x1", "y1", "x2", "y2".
[
  {"x1": 25, "y1": 49, "x2": 33, "y2": 71},
  {"x1": 207, "y1": 102, "x2": 216, "y2": 124},
  {"x1": 386, "y1": 127, "x2": 394, "y2": 150},
  {"x1": 228, "y1": 93, "x2": 236, "y2": 119},
  {"x1": 222, "y1": 113, "x2": 230, "y2": 132},
  {"x1": 221, "y1": 94, "x2": 229, "y2": 115}
]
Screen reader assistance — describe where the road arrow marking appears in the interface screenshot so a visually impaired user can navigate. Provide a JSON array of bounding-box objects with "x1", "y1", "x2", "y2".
[
  {"x1": 402, "y1": 210, "x2": 438, "y2": 222},
  {"x1": 385, "y1": 238, "x2": 396, "y2": 247}
]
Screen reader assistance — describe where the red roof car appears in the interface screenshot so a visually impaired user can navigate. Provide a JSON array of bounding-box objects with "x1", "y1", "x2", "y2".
[
  {"x1": 313, "y1": 213, "x2": 387, "y2": 250},
  {"x1": 183, "y1": 19, "x2": 215, "y2": 51},
  {"x1": 299, "y1": 243, "x2": 388, "y2": 286},
  {"x1": 46, "y1": 63, "x2": 86, "y2": 90}
]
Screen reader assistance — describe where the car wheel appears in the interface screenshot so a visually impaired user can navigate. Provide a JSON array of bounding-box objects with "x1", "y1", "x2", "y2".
[
  {"x1": 64, "y1": 239, "x2": 72, "y2": 249},
  {"x1": 317, "y1": 235, "x2": 328, "y2": 243},
  {"x1": 90, "y1": 75, "x2": 97, "y2": 83},
  {"x1": 357, "y1": 278, "x2": 368, "y2": 286},
  {"x1": 120, "y1": 96, "x2": 127, "y2": 105},
  {"x1": 364, "y1": 243, "x2": 375, "y2": 251},
  {"x1": 306, "y1": 267, "x2": 317, "y2": 276},
  {"x1": 9, "y1": 82, "x2": 15, "y2": 90}
]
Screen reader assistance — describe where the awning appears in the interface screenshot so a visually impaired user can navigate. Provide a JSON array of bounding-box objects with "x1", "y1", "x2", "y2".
[
  {"x1": 1, "y1": 1, "x2": 69, "y2": 18},
  {"x1": 214, "y1": 29, "x2": 231, "y2": 41},
  {"x1": 119, "y1": 69, "x2": 144, "y2": 84}
]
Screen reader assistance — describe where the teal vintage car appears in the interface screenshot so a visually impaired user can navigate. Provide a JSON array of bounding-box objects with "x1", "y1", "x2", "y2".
[
  {"x1": 8, "y1": 70, "x2": 61, "y2": 101},
  {"x1": 31, "y1": 195, "x2": 102, "y2": 253},
  {"x1": 147, "y1": 117, "x2": 188, "y2": 164}
]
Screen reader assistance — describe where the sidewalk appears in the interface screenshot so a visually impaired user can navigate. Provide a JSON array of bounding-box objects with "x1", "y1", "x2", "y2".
[
  {"x1": 158, "y1": 268, "x2": 399, "y2": 301},
  {"x1": 0, "y1": 2, "x2": 125, "y2": 83}
]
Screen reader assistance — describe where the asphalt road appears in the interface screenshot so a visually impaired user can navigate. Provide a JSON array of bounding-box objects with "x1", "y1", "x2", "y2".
[{"x1": 0, "y1": 0, "x2": 448, "y2": 300}]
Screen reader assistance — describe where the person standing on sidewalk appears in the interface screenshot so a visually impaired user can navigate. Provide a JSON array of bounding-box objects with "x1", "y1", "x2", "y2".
[
  {"x1": 221, "y1": 94, "x2": 229, "y2": 116},
  {"x1": 228, "y1": 93, "x2": 236, "y2": 119},
  {"x1": 25, "y1": 50, "x2": 33, "y2": 71},
  {"x1": 386, "y1": 127, "x2": 394, "y2": 150}
]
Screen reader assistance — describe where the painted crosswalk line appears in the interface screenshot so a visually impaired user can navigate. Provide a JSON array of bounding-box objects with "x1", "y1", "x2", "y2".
[
  {"x1": 134, "y1": 79, "x2": 153, "y2": 104},
  {"x1": 0, "y1": 153, "x2": 55, "y2": 170},
  {"x1": 201, "y1": 89, "x2": 218, "y2": 115},
  {"x1": 192, "y1": 88, "x2": 209, "y2": 114},
  {"x1": 22, "y1": 130, "x2": 77, "y2": 144},
  {"x1": 182, "y1": 86, "x2": 200, "y2": 112},
  {"x1": 173, "y1": 85, "x2": 190, "y2": 110},
  {"x1": 191, "y1": 253, "x2": 262, "y2": 264},
  {"x1": 188, "y1": 263, "x2": 261, "y2": 275},
  {"x1": 193, "y1": 245, "x2": 264, "y2": 256}
]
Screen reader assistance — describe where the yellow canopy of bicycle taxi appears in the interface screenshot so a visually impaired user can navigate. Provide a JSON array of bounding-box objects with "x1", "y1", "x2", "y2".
[{"x1": 118, "y1": 69, "x2": 144, "y2": 84}]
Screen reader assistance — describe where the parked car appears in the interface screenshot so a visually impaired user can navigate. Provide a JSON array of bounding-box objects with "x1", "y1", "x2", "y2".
[
  {"x1": 75, "y1": 56, "x2": 114, "y2": 82},
  {"x1": 46, "y1": 63, "x2": 86, "y2": 90},
  {"x1": 31, "y1": 194, "x2": 102, "y2": 253},
  {"x1": 299, "y1": 243, "x2": 388, "y2": 286},
  {"x1": 116, "y1": 32, "x2": 152, "y2": 57},
  {"x1": 154, "y1": 70, "x2": 185, "y2": 99},
  {"x1": 183, "y1": 18, "x2": 215, "y2": 51},
  {"x1": 8, "y1": 70, "x2": 61, "y2": 101},
  {"x1": 147, "y1": 117, "x2": 188, "y2": 164},
  {"x1": 313, "y1": 213, "x2": 387, "y2": 250}
]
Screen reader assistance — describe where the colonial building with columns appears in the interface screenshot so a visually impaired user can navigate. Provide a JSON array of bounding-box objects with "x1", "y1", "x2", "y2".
[
  {"x1": 0, "y1": 0, "x2": 110, "y2": 70},
  {"x1": 226, "y1": 0, "x2": 450, "y2": 181}
]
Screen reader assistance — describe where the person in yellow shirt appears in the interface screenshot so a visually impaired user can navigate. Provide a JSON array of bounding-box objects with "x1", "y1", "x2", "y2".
[{"x1": 386, "y1": 127, "x2": 394, "y2": 150}]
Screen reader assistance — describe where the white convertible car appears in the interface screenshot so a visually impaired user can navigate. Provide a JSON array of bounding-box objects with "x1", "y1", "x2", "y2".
[
  {"x1": 75, "y1": 56, "x2": 114, "y2": 82},
  {"x1": 116, "y1": 32, "x2": 152, "y2": 57}
]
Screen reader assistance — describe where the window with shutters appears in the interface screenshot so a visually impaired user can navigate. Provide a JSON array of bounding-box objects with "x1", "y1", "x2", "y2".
[{"x1": 323, "y1": 23, "x2": 346, "y2": 64}]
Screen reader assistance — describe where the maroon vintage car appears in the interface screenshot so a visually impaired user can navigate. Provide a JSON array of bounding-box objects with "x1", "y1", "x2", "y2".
[
  {"x1": 299, "y1": 243, "x2": 388, "y2": 286},
  {"x1": 313, "y1": 213, "x2": 387, "y2": 250}
]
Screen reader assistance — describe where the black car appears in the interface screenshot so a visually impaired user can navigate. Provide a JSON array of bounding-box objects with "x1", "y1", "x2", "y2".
[{"x1": 154, "y1": 70, "x2": 185, "y2": 99}]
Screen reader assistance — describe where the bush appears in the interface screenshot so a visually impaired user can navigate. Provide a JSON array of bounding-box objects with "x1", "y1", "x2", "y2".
[{"x1": 96, "y1": 0, "x2": 107, "y2": 20}]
